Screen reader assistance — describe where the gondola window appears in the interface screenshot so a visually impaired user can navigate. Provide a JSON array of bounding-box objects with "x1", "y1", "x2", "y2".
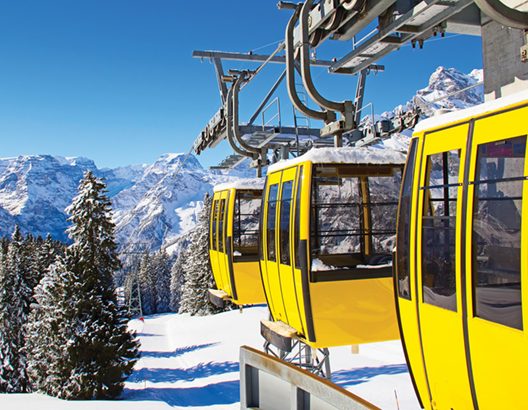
[
  {"x1": 280, "y1": 181, "x2": 294, "y2": 265},
  {"x1": 218, "y1": 199, "x2": 227, "y2": 253},
  {"x1": 234, "y1": 191, "x2": 261, "y2": 256},
  {"x1": 368, "y1": 173, "x2": 401, "y2": 255},
  {"x1": 267, "y1": 184, "x2": 279, "y2": 261},
  {"x1": 294, "y1": 166, "x2": 304, "y2": 269},
  {"x1": 472, "y1": 136, "x2": 526, "y2": 330},
  {"x1": 397, "y1": 139, "x2": 418, "y2": 299},
  {"x1": 311, "y1": 164, "x2": 401, "y2": 271},
  {"x1": 211, "y1": 200, "x2": 219, "y2": 251},
  {"x1": 422, "y1": 150, "x2": 460, "y2": 311},
  {"x1": 311, "y1": 166, "x2": 361, "y2": 266}
]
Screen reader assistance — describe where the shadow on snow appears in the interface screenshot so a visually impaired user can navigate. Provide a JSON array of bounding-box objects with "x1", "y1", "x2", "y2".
[
  {"x1": 332, "y1": 364, "x2": 409, "y2": 388},
  {"x1": 140, "y1": 343, "x2": 219, "y2": 359},
  {"x1": 123, "y1": 380, "x2": 239, "y2": 407},
  {"x1": 128, "y1": 361, "x2": 239, "y2": 383}
]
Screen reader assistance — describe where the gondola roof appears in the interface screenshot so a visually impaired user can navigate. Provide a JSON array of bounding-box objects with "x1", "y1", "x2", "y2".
[
  {"x1": 213, "y1": 178, "x2": 265, "y2": 193},
  {"x1": 267, "y1": 146, "x2": 406, "y2": 173},
  {"x1": 415, "y1": 88, "x2": 528, "y2": 133}
]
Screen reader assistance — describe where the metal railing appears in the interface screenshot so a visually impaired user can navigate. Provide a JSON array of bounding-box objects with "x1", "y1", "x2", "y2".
[
  {"x1": 240, "y1": 346, "x2": 380, "y2": 410},
  {"x1": 261, "y1": 97, "x2": 282, "y2": 132}
]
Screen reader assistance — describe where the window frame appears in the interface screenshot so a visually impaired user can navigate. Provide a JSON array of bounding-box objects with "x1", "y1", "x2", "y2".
[
  {"x1": 421, "y1": 149, "x2": 461, "y2": 312},
  {"x1": 471, "y1": 135, "x2": 526, "y2": 330}
]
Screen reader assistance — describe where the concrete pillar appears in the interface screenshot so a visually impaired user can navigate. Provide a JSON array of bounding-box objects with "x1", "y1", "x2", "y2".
[{"x1": 482, "y1": 17, "x2": 528, "y2": 100}]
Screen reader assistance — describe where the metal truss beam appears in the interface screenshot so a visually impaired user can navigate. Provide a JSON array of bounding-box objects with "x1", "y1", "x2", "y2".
[{"x1": 193, "y1": 50, "x2": 383, "y2": 74}]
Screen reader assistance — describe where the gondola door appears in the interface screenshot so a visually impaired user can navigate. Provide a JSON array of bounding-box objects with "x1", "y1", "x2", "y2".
[
  {"x1": 209, "y1": 196, "x2": 223, "y2": 291},
  {"x1": 277, "y1": 167, "x2": 304, "y2": 333},
  {"x1": 464, "y1": 108, "x2": 528, "y2": 409},
  {"x1": 262, "y1": 171, "x2": 288, "y2": 322},
  {"x1": 217, "y1": 191, "x2": 232, "y2": 297},
  {"x1": 416, "y1": 124, "x2": 473, "y2": 410}
]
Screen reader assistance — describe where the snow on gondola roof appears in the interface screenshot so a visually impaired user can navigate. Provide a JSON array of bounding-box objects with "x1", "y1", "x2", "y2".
[
  {"x1": 267, "y1": 146, "x2": 406, "y2": 173},
  {"x1": 415, "y1": 88, "x2": 528, "y2": 133},
  {"x1": 213, "y1": 178, "x2": 265, "y2": 193}
]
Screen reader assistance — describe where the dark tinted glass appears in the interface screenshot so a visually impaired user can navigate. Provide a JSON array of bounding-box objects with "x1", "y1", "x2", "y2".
[
  {"x1": 473, "y1": 136, "x2": 526, "y2": 330},
  {"x1": 294, "y1": 166, "x2": 304, "y2": 269},
  {"x1": 234, "y1": 191, "x2": 261, "y2": 255},
  {"x1": 267, "y1": 184, "x2": 279, "y2": 261},
  {"x1": 218, "y1": 199, "x2": 227, "y2": 253},
  {"x1": 397, "y1": 140, "x2": 418, "y2": 299},
  {"x1": 211, "y1": 200, "x2": 219, "y2": 251},
  {"x1": 422, "y1": 150, "x2": 460, "y2": 311},
  {"x1": 280, "y1": 181, "x2": 294, "y2": 265}
]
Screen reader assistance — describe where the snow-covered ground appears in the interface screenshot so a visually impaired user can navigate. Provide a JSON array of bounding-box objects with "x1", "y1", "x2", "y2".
[{"x1": 0, "y1": 306, "x2": 421, "y2": 409}]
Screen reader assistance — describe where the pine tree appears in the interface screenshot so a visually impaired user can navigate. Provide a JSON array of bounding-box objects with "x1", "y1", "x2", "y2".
[
  {"x1": 0, "y1": 226, "x2": 32, "y2": 393},
  {"x1": 33, "y1": 234, "x2": 61, "y2": 288},
  {"x1": 170, "y1": 247, "x2": 188, "y2": 312},
  {"x1": 26, "y1": 172, "x2": 139, "y2": 400},
  {"x1": 178, "y1": 194, "x2": 225, "y2": 316},
  {"x1": 26, "y1": 258, "x2": 75, "y2": 396},
  {"x1": 138, "y1": 252, "x2": 156, "y2": 315},
  {"x1": 153, "y1": 250, "x2": 171, "y2": 313}
]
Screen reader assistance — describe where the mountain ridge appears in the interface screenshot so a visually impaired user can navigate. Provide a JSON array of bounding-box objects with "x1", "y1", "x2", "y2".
[{"x1": 0, "y1": 66, "x2": 485, "y2": 250}]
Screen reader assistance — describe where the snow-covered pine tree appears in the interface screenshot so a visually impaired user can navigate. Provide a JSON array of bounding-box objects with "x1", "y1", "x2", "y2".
[
  {"x1": 153, "y1": 250, "x2": 171, "y2": 313},
  {"x1": 22, "y1": 234, "x2": 42, "y2": 295},
  {"x1": 169, "y1": 247, "x2": 188, "y2": 312},
  {"x1": 33, "y1": 234, "x2": 61, "y2": 288},
  {"x1": 138, "y1": 252, "x2": 156, "y2": 315},
  {"x1": 26, "y1": 258, "x2": 75, "y2": 396},
  {"x1": 178, "y1": 193, "x2": 225, "y2": 316},
  {"x1": 26, "y1": 171, "x2": 139, "y2": 400},
  {"x1": 0, "y1": 226, "x2": 32, "y2": 393},
  {"x1": 0, "y1": 237, "x2": 9, "y2": 256}
]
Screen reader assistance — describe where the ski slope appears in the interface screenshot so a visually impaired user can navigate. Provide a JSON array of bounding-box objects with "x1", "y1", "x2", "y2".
[{"x1": 0, "y1": 306, "x2": 421, "y2": 409}]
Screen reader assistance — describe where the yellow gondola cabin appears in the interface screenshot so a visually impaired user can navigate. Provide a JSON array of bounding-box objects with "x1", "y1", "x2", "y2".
[
  {"x1": 209, "y1": 181, "x2": 266, "y2": 307},
  {"x1": 260, "y1": 147, "x2": 405, "y2": 349},
  {"x1": 395, "y1": 89, "x2": 528, "y2": 410}
]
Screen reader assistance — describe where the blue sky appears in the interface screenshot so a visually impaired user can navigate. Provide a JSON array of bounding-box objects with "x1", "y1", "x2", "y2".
[{"x1": 0, "y1": 1, "x2": 483, "y2": 169}]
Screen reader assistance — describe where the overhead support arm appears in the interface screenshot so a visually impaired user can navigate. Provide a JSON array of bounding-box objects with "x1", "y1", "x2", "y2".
[
  {"x1": 285, "y1": 4, "x2": 335, "y2": 123},
  {"x1": 232, "y1": 72, "x2": 261, "y2": 157},
  {"x1": 225, "y1": 83, "x2": 255, "y2": 159},
  {"x1": 299, "y1": 0, "x2": 347, "y2": 114},
  {"x1": 212, "y1": 58, "x2": 228, "y2": 104}
]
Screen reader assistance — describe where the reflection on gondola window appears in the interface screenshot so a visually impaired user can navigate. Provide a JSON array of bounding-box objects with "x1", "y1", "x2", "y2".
[
  {"x1": 218, "y1": 199, "x2": 227, "y2": 253},
  {"x1": 473, "y1": 136, "x2": 526, "y2": 330},
  {"x1": 312, "y1": 167, "x2": 361, "y2": 257},
  {"x1": 280, "y1": 181, "x2": 294, "y2": 265},
  {"x1": 267, "y1": 184, "x2": 279, "y2": 261},
  {"x1": 211, "y1": 200, "x2": 219, "y2": 251},
  {"x1": 422, "y1": 149, "x2": 460, "y2": 311},
  {"x1": 234, "y1": 191, "x2": 261, "y2": 256},
  {"x1": 311, "y1": 165, "x2": 401, "y2": 269},
  {"x1": 397, "y1": 140, "x2": 418, "y2": 299},
  {"x1": 369, "y1": 173, "x2": 401, "y2": 254},
  {"x1": 294, "y1": 167, "x2": 304, "y2": 269}
]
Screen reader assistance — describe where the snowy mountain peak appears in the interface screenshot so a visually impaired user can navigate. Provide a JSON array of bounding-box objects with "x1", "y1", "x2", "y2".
[
  {"x1": 150, "y1": 153, "x2": 202, "y2": 174},
  {"x1": 414, "y1": 66, "x2": 483, "y2": 115},
  {"x1": 63, "y1": 156, "x2": 98, "y2": 169}
]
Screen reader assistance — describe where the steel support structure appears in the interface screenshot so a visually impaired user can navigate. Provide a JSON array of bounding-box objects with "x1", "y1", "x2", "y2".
[{"x1": 240, "y1": 345, "x2": 380, "y2": 410}]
